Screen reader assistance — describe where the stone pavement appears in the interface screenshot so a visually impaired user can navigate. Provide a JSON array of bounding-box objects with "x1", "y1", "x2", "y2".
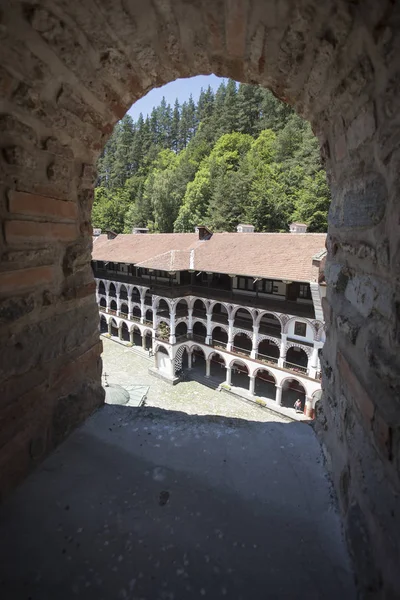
[{"x1": 0, "y1": 340, "x2": 356, "y2": 599}]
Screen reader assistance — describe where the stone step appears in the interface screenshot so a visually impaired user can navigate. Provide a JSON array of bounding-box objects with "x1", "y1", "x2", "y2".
[{"x1": 186, "y1": 371, "x2": 221, "y2": 390}]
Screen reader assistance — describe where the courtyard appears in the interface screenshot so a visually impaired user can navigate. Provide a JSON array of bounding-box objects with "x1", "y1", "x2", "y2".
[{"x1": 0, "y1": 338, "x2": 356, "y2": 599}]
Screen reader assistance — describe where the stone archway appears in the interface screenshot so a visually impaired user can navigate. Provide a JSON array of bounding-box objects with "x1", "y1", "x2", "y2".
[{"x1": 0, "y1": 3, "x2": 399, "y2": 593}]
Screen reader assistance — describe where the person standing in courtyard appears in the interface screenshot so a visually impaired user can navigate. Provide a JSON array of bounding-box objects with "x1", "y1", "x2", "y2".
[{"x1": 294, "y1": 398, "x2": 302, "y2": 412}]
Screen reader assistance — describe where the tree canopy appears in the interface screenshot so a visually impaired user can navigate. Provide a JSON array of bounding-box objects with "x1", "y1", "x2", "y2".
[{"x1": 94, "y1": 80, "x2": 330, "y2": 234}]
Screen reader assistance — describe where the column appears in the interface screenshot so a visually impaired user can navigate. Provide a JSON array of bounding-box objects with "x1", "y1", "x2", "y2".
[
  {"x1": 304, "y1": 396, "x2": 314, "y2": 419},
  {"x1": 278, "y1": 333, "x2": 287, "y2": 368},
  {"x1": 142, "y1": 333, "x2": 147, "y2": 350},
  {"x1": 227, "y1": 318, "x2": 234, "y2": 352},
  {"x1": 169, "y1": 314, "x2": 176, "y2": 345},
  {"x1": 188, "y1": 352, "x2": 192, "y2": 370},
  {"x1": 309, "y1": 343, "x2": 322, "y2": 379},
  {"x1": 205, "y1": 358, "x2": 211, "y2": 378},
  {"x1": 152, "y1": 313, "x2": 157, "y2": 343},
  {"x1": 106, "y1": 293, "x2": 110, "y2": 313},
  {"x1": 188, "y1": 308, "x2": 193, "y2": 338},
  {"x1": 116, "y1": 284, "x2": 121, "y2": 316},
  {"x1": 275, "y1": 385, "x2": 282, "y2": 405},
  {"x1": 206, "y1": 313, "x2": 212, "y2": 345},
  {"x1": 249, "y1": 375, "x2": 255, "y2": 396},
  {"x1": 130, "y1": 330, "x2": 134, "y2": 345},
  {"x1": 118, "y1": 325, "x2": 123, "y2": 340},
  {"x1": 226, "y1": 366, "x2": 232, "y2": 386},
  {"x1": 128, "y1": 299, "x2": 133, "y2": 320},
  {"x1": 251, "y1": 325, "x2": 259, "y2": 359},
  {"x1": 140, "y1": 299, "x2": 145, "y2": 324},
  {"x1": 108, "y1": 321, "x2": 112, "y2": 335}
]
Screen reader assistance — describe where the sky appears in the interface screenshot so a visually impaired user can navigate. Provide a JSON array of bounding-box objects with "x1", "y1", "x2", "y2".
[{"x1": 127, "y1": 74, "x2": 226, "y2": 121}]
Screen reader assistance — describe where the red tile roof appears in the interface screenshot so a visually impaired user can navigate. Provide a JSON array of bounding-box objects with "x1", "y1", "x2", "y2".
[{"x1": 92, "y1": 232, "x2": 326, "y2": 282}]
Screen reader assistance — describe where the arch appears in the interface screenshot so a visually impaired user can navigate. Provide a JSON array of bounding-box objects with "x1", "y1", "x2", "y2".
[
  {"x1": 175, "y1": 298, "x2": 189, "y2": 317},
  {"x1": 130, "y1": 324, "x2": 143, "y2": 346},
  {"x1": 210, "y1": 302, "x2": 229, "y2": 325},
  {"x1": 99, "y1": 314, "x2": 107, "y2": 334},
  {"x1": 120, "y1": 302, "x2": 129, "y2": 316},
  {"x1": 98, "y1": 280, "x2": 106, "y2": 295},
  {"x1": 230, "y1": 359, "x2": 249, "y2": 391},
  {"x1": 257, "y1": 312, "x2": 282, "y2": 336},
  {"x1": 285, "y1": 346, "x2": 309, "y2": 373},
  {"x1": 208, "y1": 351, "x2": 226, "y2": 383},
  {"x1": 131, "y1": 305, "x2": 141, "y2": 320},
  {"x1": 110, "y1": 318, "x2": 119, "y2": 337},
  {"x1": 109, "y1": 299, "x2": 117, "y2": 312},
  {"x1": 99, "y1": 297, "x2": 107, "y2": 308},
  {"x1": 212, "y1": 326, "x2": 228, "y2": 348},
  {"x1": 156, "y1": 298, "x2": 171, "y2": 315},
  {"x1": 192, "y1": 298, "x2": 207, "y2": 317},
  {"x1": 143, "y1": 290, "x2": 152, "y2": 306},
  {"x1": 193, "y1": 321, "x2": 207, "y2": 343},
  {"x1": 155, "y1": 344, "x2": 169, "y2": 357},
  {"x1": 109, "y1": 282, "x2": 117, "y2": 297},
  {"x1": 119, "y1": 284, "x2": 128, "y2": 300},
  {"x1": 145, "y1": 308, "x2": 153, "y2": 323},
  {"x1": 120, "y1": 321, "x2": 129, "y2": 342},
  {"x1": 232, "y1": 306, "x2": 254, "y2": 329},
  {"x1": 131, "y1": 286, "x2": 141, "y2": 302},
  {"x1": 281, "y1": 378, "x2": 307, "y2": 411},
  {"x1": 257, "y1": 339, "x2": 280, "y2": 363},
  {"x1": 175, "y1": 321, "x2": 188, "y2": 338},
  {"x1": 254, "y1": 368, "x2": 276, "y2": 401},
  {"x1": 143, "y1": 329, "x2": 153, "y2": 350},
  {"x1": 233, "y1": 331, "x2": 252, "y2": 356}
]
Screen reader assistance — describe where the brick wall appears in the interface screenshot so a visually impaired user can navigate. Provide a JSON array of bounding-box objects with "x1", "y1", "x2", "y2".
[{"x1": 0, "y1": 1, "x2": 399, "y2": 595}]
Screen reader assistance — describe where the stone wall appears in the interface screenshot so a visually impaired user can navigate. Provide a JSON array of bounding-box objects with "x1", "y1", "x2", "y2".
[{"x1": 0, "y1": 0, "x2": 399, "y2": 595}]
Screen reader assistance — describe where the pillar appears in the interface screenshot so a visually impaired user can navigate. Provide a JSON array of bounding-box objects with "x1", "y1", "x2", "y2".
[
  {"x1": 130, "y1": 330, "x2": 134, "y2": 345},
  {"x1": 106, "y1": 293, "x2": 110, "y2": 312},
  {"x1": 118, "y1": 325, "x2": 123, "y2": 340},
  {"x1": 188, "y1": 352, "x2": 192, "y2": 370},
  {"x1": 304, "y1": 396, "x2": 314, "y2": 419},
  {"x1": 227, "y1": 318, "x2": 234, "y2": 352},
  {"x1": 128, "y1": 299, "x2": 133, "y2": 320},
  {"x1": 226, "y1": 366, "x2": 232, "y2": 386},
  {"x1": 169, "y1": 314, "x2": 176, "y2": 345},
  {"x1": 278, "y1": 333, "x2": 287, "y2": 368},
  {"x1": 140, "y1": 299, "x2": 145, "y2": 324},
  {"x1": 249, "y1": 375, "x2": 255, "y2": 396},
  {"x1": 142, "y1": 333, "x2": 147, "y2": 350},
  {"x1": 206, "y1": 313, "x2": 212, "y2": 345},
  {"x1": 275, "y1": 385, "x2": 282, "y2": 405},
  {"x1": 188, "y1": 307, "x2": 193, "y2": 337},
  {"x1": 251, "y1": 325, "x2": 259, "y2": 359},
  {"x1": 206, "y1": 358, "x2": 211, "y2": 378},
  {"x1": 108, "y1": 321, "x2": 112, "y2": 335}
]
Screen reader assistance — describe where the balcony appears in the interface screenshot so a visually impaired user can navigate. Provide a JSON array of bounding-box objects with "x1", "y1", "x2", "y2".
[
  {"x1": 283, "y1": 361, "x2": 308, "y2": 376},
  {"x1": 256, "y1": 352, "x2": 279, "y2": 366}
]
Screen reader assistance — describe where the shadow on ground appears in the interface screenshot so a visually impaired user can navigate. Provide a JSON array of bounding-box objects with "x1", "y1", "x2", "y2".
[{"x1": 0, "y1": 405, "x2": 356, "y2": 600}]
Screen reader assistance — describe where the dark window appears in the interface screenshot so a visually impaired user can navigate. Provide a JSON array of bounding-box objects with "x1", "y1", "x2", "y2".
[
  {"x1": 294, "y1": 321, "x2": 307, "y2": 337},
  {"x1": 238, "y1": 277, "x2": 247, "y2": 290},
  {"x1": 262, "y1": 280, "x2": 273, "y2": 293},
  {"x1": 299, "y1": 284, "x2": 311, "y2": 299}
]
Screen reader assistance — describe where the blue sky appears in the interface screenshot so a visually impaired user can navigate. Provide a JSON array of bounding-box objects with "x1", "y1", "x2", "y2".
[{"x1": 128, "y1": 75, "x2": 226, "y2": 121}]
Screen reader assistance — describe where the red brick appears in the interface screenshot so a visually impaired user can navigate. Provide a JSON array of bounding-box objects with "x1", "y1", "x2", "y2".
[
  {"x1": 0, "y1": 265, "x2": 54, "y2": 294},
  {"x1": 5, "y1": 220, "x2": 77, "y2": 244},
  {"x1": 337, "y1": 351, "x2": 375, "y2": 426},
  {"x1": 8, "y1": 191, "x2": 77, "y2": 221}
]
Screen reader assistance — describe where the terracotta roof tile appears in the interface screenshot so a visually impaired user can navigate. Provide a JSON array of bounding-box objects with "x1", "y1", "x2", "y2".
[{"x1": 92, "y1": 232, "x2": 326, "y2": 282}]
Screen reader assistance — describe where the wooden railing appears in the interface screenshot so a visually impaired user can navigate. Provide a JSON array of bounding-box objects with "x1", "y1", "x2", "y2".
[{"x1": 283, "y1": 360, "x2": 308, "y2": 375}]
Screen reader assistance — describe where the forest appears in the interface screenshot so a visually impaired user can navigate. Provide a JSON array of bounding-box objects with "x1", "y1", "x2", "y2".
[{"x1": 94, "y1": 79, "x2": 330, "y2": 234}]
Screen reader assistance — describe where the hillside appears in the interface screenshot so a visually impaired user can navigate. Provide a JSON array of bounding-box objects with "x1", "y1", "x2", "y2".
[{"x1": 93, "y1": 79, "x2": 330, "y2": 234}]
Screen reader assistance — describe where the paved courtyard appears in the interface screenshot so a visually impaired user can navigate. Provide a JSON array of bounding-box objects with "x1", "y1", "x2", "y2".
[
  {"x1": 101, "y1": 338, "x2": 290, "y2": 423},
  {"x1": 0, "y1": 339, "x2": 356, "y2": 599}
]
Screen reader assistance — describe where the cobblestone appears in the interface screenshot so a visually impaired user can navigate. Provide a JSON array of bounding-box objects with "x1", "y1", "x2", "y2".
[{"x1": 102, "y1": 338, "x2": 289, "y2": 423}]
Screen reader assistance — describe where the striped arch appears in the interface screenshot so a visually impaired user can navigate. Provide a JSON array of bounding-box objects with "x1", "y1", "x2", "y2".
[
  {"x1": 232, "y1": 328, "x2": 252, "y2": 339},
  {"x1": 231, "y1": 305, "x2": 256, "y2": 321},
  {"x1": 257, "y1": 334, "x2": 281, "y2": 348},
  {"x1": 175, "y1": 316, "x2": 188, "y2": 327},
  {"x1": 192, "y1": 318, "x2": 207, "y2": 329},
  {"x1": 174, "y1": 344, "x2": 189, "y2": 373},
  {"x1": 286, "y1": 342, "x2": 313, "y2": 358},
  {"x1": 189, "y1": 297, "x2": 211, "y2": 311}
]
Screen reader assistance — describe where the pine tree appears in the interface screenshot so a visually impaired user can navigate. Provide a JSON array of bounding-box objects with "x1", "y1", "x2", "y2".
[{"x1": 171, "y1": 99, "x2": 180, "y2": 152}]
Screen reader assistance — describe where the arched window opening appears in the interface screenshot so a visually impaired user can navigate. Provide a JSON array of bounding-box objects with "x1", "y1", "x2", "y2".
[
  {"x1": 175, "y1": 299, "x2": 188, "y2": 318},
  {"x1": 211, "y1": 303, "x2": 229, "y2": 325},
  {"x1": 157, "y1": 299, "x2": 170, "y2": 317},
  {"x1": 100, "y1": 297, "x2": 107, "y2": 308},
  {"x1": 175, "y1": 321, "x2": 188, "y2": 340},
  {"x1": 193, "y1": 321, "x2": 207, "y2": 344},
  {"x1": 131, "y1": 305, "x2": 141, "y2": 321},
  {"x1": 119, "y1": 285, "x2": 128, "y2": 301},
  {"x1": 258, "y1": 313, "x2": 281, "y2": 337},
  {"x1": 233, "y1": 332, "x2": 252, "y2": 356},
  {"x1": 120, "y1": 303, "x2": 129, "y2": 317},
  {"x1": 145, "y1": 309, "x2": 153, "y2": 324},
  {"x1": 285, "y1": 347, "x2": 309, "y2": 375},
  {"x1": 131, "y1": 326, "x2": 142, "y2": 347},
  {"x1": 209, "y1": 353, "x2": 225, "y2": 384},
  {"x1": 121, "y1": 322, "x2": 129, "y2": 342},
  {"x1": 98, "y1": 281, "x2": 106, "y2": 295},
  {"x1": 281, "y1": 379, "x2": 306, "y2": 411},
  {"x1": 233, "y1": 307, "x2": 253, "y2": 330},
  {"x1": 109, "y1": 283, "x2": 116, "y2": 298},
  {"x1": 132, "y1": 287, "x2": 141, "y2": 303},
  {"x1": 254, "y1": 369, "x2": 276, "y2": 401},
  {"x1": 257, "y1": 339, "x2": 279, "y2": 364},
  {"x1": 191, "y1": 346, "x2": 206, "y2": 376},
  {"x1": 193, "y1": 299, "x2": 207, "y2": 319},
  {"x1": 109, "y1": 299, "x2": 117, "y2": 313},
  {"x1": 100, "y1": 316, "x2": 108, "y2": 333},
  {"x1": 212, "y1": 326, "x2": 228, "y2": 349},
  {"x1": 230, "y1": 361, "x2": 249, "y2": 390}
]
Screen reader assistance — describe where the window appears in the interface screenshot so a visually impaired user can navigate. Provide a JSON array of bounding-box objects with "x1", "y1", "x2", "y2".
[
  {"x1": 262, "y1": 280, "x2": 273, "y2": 293},
  {"x1": 238, "y1": 277, "x2": 247, "y2": 290},
  {"x1": 299, "y1": 284, "x2": 311, "y2": 299},
  {"x1": 294, "y1": 321, "x2": 307, "y2": 337}
]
